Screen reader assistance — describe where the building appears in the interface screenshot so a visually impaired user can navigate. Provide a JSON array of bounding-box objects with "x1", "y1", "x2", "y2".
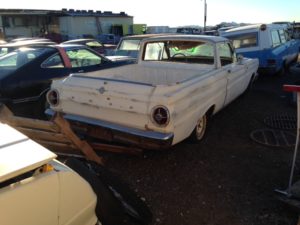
[{"x1": 0, "y1": 8, "x2": 136, "y2": 42}]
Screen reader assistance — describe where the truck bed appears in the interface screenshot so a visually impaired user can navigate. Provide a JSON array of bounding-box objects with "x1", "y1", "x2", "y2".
[{"x1": 81, "y1": 61, "x2": 215, "y2": 86}]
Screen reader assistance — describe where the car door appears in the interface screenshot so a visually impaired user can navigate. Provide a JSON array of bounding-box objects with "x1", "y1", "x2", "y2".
[{"x1": 219, "y1": 42, "x2": 248, "y2": 105}]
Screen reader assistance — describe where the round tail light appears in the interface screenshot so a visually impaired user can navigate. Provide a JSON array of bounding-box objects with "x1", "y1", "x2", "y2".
[
  {"x1": 47, "y1": 89, "x2": 59, "y2": 106},
  {"x1": 151, "y1": 106, "x2": 170, "y2": 127}
]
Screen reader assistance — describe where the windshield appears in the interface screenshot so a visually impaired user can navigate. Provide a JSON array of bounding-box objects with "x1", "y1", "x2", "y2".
[{"x1": 143, "y1": 40, "x2": 215, "y2": 64}]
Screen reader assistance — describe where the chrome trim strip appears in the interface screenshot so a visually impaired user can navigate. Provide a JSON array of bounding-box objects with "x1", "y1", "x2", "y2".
[
  {"x1": 71, "y1": 74, "x2": 155, "y2": 87},
  {"x1": 46, "y1": 109, "x2": 173, "y2": 141}
]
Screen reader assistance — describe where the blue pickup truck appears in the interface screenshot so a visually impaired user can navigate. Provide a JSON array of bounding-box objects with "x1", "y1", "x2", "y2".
[{"x1": 221, "y1": 24, "x2": 300, "y2": 75}]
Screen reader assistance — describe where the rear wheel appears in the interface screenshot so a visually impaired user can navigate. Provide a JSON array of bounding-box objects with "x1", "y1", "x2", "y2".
[{"x1": 189, "y1": 114, "x2": 207, "y2": 143}]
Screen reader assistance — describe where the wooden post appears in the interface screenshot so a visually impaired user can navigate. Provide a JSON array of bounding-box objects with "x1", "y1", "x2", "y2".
[{"x1": 53, "y1": 113, "x2": 104, "y2": 165}]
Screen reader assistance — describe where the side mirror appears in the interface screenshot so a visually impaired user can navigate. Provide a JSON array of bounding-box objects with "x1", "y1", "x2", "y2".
[{"x1": 237, "y1": 54, "x2": 244, "y2": 64}]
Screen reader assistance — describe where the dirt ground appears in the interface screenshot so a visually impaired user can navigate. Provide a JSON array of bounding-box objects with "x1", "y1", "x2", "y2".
[{"x1": 99, "y1": 69, "x2": 300, "y2": 225}]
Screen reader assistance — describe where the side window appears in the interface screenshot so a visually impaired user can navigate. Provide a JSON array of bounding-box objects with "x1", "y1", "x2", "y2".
[
  {"x1": 279, "y1": 29, "x2": 286, "y2": 43},
  {"x1": 228, "y1": 32, "x2": 258, "y2": 49},
  {"x1": 0, "y1": 53, "x2": 18, "y2": 67},
  {"x1": 66, "y1": 49, "x2": 102, "y2": 67},
  {"x1": 41, "y1": 54, "x2": 64, "y2": 68},
  {"x1": 0, "y1": 47, "x2": 8, "y2": 57},
  {"x1": 271, "y1": 30, "x2": 281, "y2": 47},
  {"x1": 143, "y1": 42, "x2": 164, "y2": 61},
  {"x1": 218, "y1": 43, "x2": 234, "y2": 66}
]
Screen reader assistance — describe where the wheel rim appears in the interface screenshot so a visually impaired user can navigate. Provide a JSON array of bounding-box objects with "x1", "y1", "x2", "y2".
[{"x1": 195, "y1": 115, "x2": 207, "y2": 140}]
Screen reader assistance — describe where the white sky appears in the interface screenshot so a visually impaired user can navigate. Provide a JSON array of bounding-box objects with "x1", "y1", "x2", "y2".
[{"x1": 1, "y1": 0, "x2": 299, "y2": 27}]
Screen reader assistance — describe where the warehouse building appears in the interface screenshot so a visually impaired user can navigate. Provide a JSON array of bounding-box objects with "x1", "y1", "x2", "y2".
[{"x1": 0, "y1": 8, "x2": 145, "y2": 42}]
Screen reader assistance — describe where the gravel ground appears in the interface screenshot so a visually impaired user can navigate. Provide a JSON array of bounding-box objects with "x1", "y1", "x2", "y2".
[{"x1": 102, "y1": 69, "x2": 300, "y2": 225}]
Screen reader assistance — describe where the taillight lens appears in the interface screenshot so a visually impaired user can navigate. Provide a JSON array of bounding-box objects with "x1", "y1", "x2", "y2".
[
  {"x1": 151, "y1": 106, "x2": 170, "y2": 127},
  {"x1": 47, "y1": 89, "x2": 59, "y2": 106},
  {"x1": 267, "y1": 59, "x2": 276, "y2": 65}
]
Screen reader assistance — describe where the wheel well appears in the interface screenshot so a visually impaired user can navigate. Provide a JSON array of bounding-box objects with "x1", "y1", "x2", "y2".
[{"x1": 206, "y1": 105, "x2": 215, "y2": 118}]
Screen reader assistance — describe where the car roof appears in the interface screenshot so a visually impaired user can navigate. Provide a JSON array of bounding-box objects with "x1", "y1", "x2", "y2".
[
  {"x1": 140, "y1": 34, "x2": 228, "y2": 44},
  {"x1": 62, "y1": 38, "x2": 99, "y2": 44},
  {"x1": 223, "y1": 23, "x2": 288, "y2": 34},
  {"x1": 0, "y1": 123, "x2": 56, "y2": 183},
  {"x1": 120, "y1": 33, "x2": 170, "y2": 40},
  {"x1": 0, "y1": 40, "x2": 56, "y2": 48}
]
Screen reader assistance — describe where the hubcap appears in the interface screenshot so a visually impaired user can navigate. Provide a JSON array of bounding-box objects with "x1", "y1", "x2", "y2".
[{"x1": 195, "y1": 115, "x2": 207, "y2": 140}]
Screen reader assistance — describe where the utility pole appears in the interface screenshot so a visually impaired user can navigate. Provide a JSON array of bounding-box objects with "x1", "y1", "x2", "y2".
[{"x1": 203, "y1": 0, "x2": 207, "y2": 32}]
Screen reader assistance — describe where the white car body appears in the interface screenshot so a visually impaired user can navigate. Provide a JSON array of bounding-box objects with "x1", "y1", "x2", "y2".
[
  {"x1": 48, "y1": 35, "x2": 259, "y2": 149},
  {"x1": 0, "y1": 123, "x2": 99, "y2": 225}
]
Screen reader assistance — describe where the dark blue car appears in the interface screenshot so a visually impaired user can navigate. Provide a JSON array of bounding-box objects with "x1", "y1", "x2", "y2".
[{"x1": 0, "y1": 44, "x2": 133, "y2": 117}]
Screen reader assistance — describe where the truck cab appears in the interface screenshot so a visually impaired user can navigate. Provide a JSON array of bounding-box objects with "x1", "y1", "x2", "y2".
[{"x1": 221, "y1": 23, "x2": 300, "y2": 75}]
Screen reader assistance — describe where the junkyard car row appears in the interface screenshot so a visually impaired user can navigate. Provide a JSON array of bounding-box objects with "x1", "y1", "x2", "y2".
[{"x1": 0, "y1": 23, "x2": 300, "y2": 225}]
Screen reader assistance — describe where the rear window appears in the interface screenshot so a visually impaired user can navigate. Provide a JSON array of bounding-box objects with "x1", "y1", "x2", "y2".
[
  {"x1": 0, "y1": 47, "x2": 46, "y2": 69},
  {"x1": 118, "y1": 39, "x2": 141, "y2": 51},
  {"x1": 143, "y1": 40, "x2": 215, "y2": 65},
  {"x1": 226, "y1": 32, "x2": 258, "y2": 49}
]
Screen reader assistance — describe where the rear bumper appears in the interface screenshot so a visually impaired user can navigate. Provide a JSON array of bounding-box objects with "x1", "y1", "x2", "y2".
[
  {"x1": 46, "y1": 109, "x2": 174, "y2": 150},
  {"x1": 258, "y1": 66, "x2": 278, "y2": 75}
]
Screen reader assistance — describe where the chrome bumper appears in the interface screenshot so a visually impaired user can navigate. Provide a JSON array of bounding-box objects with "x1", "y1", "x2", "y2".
[{"x1": 46, "y1": 109, "x2": 174, "y2": 149}]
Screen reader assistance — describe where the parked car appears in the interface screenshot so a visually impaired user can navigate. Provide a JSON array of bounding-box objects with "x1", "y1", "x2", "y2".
[
  {"x1": 9, "y1": 37, "x2": 53, "y2": 43},
  {"x1": 96, "y1": 34, "x2": 120, "y2": 45},
  {"x1": 111, "y1": 34, "x2": 167, "y2": 58},
  {"x1": 0, "y1": 39, "x2": 56, "y2": 57},
  {"x1": 0, "y1": 44, "x2": 134, "y2": 117},
  {"x1": 0, "y1": 122, "x2": 152, "y2": 225},
  {"x1": 47, "y1": 35, "x2": 259, "y2": 149},
  {"x1": 221, "y1": 23, "x2": 300, "y2": 75},
  {"x1": 62, "y1": 38, "x2": 116, "y2": 55}
]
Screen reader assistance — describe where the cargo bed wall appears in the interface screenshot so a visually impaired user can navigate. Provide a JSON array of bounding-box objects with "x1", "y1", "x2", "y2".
[{"x1": 79, "y1": 62, "x2": 214, "y2": 85}]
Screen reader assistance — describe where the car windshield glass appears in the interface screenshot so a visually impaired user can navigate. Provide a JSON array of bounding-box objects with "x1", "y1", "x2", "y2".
[
  {"x1": 143, "y1": 40, "x2": 214, "y2": 64},
  {"x1": 66, "y1": 48, "x2": 102, "y2": 67},
  {"x1": 86, "y1": 41, "x2": 102, "y2": 47},
  {"x1": 118, "y1": 39, "x2": 141, "y2": 50}
]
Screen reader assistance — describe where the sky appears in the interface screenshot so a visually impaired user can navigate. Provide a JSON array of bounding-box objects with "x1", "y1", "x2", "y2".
[{"x1": 1, "y1": 0, "x2": 299, "y2": 27}]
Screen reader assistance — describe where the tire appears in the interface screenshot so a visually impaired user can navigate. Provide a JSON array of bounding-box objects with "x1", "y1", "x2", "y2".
[
  {"x1": 88, "y1": 161, "x2": 153, "y2": 225},
  {"x1": 189, "y1": 114, "x2": 208, "y2": 143},
  {"x1": 65, "y1": 158, "x2": 152, "y2": 225}
]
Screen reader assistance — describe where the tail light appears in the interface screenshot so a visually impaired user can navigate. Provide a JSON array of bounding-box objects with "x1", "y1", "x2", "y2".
[
  {"x1": 47, "y1": 89, "x2": 59, "y2": 106},
  {"x1": 267, "y1": 59, "x2": 276, "y2": 66},
  {"x1": 151, "y1": 106, "x2": 170, "y2": 127}
]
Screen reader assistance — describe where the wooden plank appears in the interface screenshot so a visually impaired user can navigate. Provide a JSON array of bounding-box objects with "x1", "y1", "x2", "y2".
[
  {"x1": 3, "y1": 117, "x2": 59, "y2": 132},
  {"x1": 17, "y1": 127, "x2": 71, "y2": 144},
  {"x1": 37, "y1": 140, "x2": 77, "y2": 148},
  {"x1": 91, "y1": 142, "x2": 143, "y2": 155},
  {"x1": 53, "y1": 113, "x2": 104, "y2": 165},
  {"x1": 0, "y1": 105, "x2": 59, "y2": 132},
  {"x1": 0, "y1": 104, "x2": 14, "y2": 118}
]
